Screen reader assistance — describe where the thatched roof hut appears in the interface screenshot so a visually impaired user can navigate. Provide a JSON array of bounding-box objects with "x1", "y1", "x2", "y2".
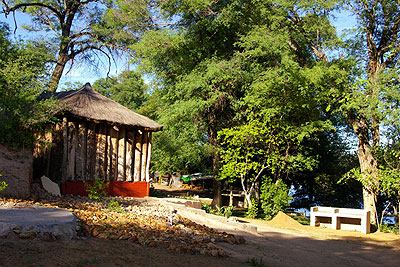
[
  {"x1": 40, "y1": 83, "x2": 162, "y2": 131},
  {"x1": 34, "y1": 83, "x2": 162, "y2": 196}
]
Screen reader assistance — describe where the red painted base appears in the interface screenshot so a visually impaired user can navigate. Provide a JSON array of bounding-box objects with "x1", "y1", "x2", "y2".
[{"x1": 61, "y1": 181, "x2": 150, "y2": 198}]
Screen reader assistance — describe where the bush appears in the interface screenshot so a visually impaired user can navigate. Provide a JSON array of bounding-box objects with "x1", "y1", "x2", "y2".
[
  {"x1": 202, "y1": 203, "x2": 234, "y2": 218},
  {"x1": 108, "y1": 198, "x2": 125, "y2": 213},
  {"x1": 0, "y1": 174, "x2": 7, "y2": 191},
  {"x1": 246, "y1": 198, "x2": 259, "y2": 219},
  {"x1": 84, "y1": 176, "x2": 110, "y2": 200},
  {"x1": 260, "y1": 178, "x2": 292, "y2": 220}
]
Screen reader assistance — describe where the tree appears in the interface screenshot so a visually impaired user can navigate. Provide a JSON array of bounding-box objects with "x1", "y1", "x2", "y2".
[
  {"x1": 336, "y1": 0, "x2": 400, "y2": 227},
  {"x1": 218, "y1": 120, "x2": 297, "y2": 209},
  {"x1": 0, "y1": 22, "x2": 57, "y2": 146},
  {"x1": 122, "y1": 0, "x2": 348, "y2": 208},
  {"x1": 0, "y1": 0, "x2": 152, "y2": 91},
  {"x1": 93, "y1": 70, "x2": 148, "y2": 111}
]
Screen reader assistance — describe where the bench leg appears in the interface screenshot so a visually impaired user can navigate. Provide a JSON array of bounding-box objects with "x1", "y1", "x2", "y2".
[
  {"x1": 310, "y1": 214, "x2": 316, "y2": 227},
  {"x1": 332, "y1": 215, "x2": 340, "y2": 230}
]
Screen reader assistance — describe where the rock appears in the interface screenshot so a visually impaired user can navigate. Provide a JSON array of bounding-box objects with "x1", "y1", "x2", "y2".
[
  {"x1": 210, "y1": 249, "x2": 219, "y2": 257},
  {"x1": 235, "y1": 236, "x2": 246, "y2": 244},
  {"x1": 218, "y1": 249, "x2": 227, "y2": 257},
  {"x1": 19, "y1": 231, "x2": 37, "y2": 239},
  {"x1": 91, "y1": 228, "x2": 99, "y2": 237},
  {"x1": 41, "y1": 176, "x2": 61, "y2": 197}
]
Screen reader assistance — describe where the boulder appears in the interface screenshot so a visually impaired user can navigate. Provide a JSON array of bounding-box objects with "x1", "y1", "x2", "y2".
[
  {"x1": 0, "y1": 144, "x2": 32, "y2": 199},
  {"x1": 41, "y1": 175, "x2": 61, "y2": 197}
]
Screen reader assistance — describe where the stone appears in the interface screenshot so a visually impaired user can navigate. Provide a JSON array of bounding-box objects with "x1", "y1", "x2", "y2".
[
  {"x1": 0, "y1": 204, "x2": 76, "y2": 240},
  {"x1": 41, "y1": 176, "x2": 61, "y2": 197},
  {"x1": 210, "y1": 249, "x2": 219, "y2": 257}
]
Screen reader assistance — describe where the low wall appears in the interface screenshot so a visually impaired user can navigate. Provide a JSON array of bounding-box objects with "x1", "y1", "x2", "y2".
[{"x1": 61, "y1": 181, "x2": 150, "y2": 198}]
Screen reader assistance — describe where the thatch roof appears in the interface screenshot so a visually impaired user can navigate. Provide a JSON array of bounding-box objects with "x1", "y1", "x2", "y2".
[{"x1": 41, "y1": 83, "x2": 163, "y2": 131}]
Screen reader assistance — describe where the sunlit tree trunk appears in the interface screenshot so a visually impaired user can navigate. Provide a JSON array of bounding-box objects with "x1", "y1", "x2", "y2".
[{"x1": 48, "y1": 52, "x2": 69, "y2": 92}]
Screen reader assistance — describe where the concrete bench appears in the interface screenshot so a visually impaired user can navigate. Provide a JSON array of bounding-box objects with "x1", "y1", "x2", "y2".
[{"x1": 310, "y1": 206, "x2": 370, "y2": 234}]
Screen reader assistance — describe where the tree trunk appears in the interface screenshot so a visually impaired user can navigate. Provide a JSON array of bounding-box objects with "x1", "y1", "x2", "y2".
[
  {"x1": 48, "y1": 52, "x2": 69, "y2": 92},
  {"x1": 350, "y1": 115, "x2": 379, "y2": 228},
  {"x1": 209, "y1": 111, "x2": 222, "y2": 208},
  {"x1": 212, "y1": 179, "x2": 222, "y2": 208}
]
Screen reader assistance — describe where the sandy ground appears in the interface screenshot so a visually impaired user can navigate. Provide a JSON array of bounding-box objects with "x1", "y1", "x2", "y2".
[
  {"x1": 1, "y1": 184, "x2": 400, "y2": 266},
  {"x1": 217, "y1": 218, "x2": 400, "y2": 267},
  {"x1": 0, "y1": 238, "x2": 244, "y2": 267},
  {"x1": 153, "y1": 184, "x2": 400, "y2": 266}
]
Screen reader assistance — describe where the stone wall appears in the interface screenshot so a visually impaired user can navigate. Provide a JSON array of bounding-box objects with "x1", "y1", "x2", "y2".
[{"x1": 0, "y1": 144, "x2": 32, "y2": 199}]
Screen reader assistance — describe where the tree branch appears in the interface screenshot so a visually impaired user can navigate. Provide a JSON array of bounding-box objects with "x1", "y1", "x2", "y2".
[{"x1": 1, "y1": 1, "x2": 63, "y2": 22}]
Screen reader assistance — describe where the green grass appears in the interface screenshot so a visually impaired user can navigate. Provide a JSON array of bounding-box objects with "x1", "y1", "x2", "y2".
[{"x1": 288, "y1": 214, "x2": 310, "y2": 225}]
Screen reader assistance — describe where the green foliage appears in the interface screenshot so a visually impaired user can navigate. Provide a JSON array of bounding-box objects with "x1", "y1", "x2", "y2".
[
  {"x1": 93, "y1": 70, "x2": 148, "y2": 111},
  {"x1": 84, "y1": 176, "x2": 110, "y2": 200},
  {"x1": 0, "y1": 174, "x2": 7, "y2": 191},
  {"x1": 246, "y1": 198, "x2": 259, "y2": 219},
  {"x1": 107, "y1": 198, "x2": 125, "y2": 213},
  {"x1": 201, "y1": 203, "x2": 234, "y2": 218},
  {"x1": 379, "y1": 223, "x2": 399, "y2": 234},
  {"x1": 0, "y1": 23, "x2": 56, "y2": 147},
  {"x1": 260, "y1": 178, "x2": 292, "y2": 220}
]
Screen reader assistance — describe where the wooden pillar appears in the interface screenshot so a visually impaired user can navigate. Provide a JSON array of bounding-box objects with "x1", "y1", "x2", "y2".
[
  {"x1": 75, "y1": 122, "x2": 86, "y2": 181},
  {"x1": 141, "y1": 132, "x2": 148, "y2": 182},
  {"x1": 45, "y1": 126, "x2": 53, "y2": 177},
  {"x1": 110, "y1": 126, "x2": 119, "y2": 181},
  {"x1": 106, "y1": 127, "x2": 112, "y2": 180},
  {"x1": 96, "y1": 124, "x2": 107, "y2": 180},
  {"x1": 62, "y1": 117, "x2": 68, "y2": 182},
  {"x1": 126, "y1": 131, "x2": 133, "y2": 182},
  {"x1": 87, "y1": 122, "x2": 97, "y2": 180},
  {"x1": 67, "y1": 121, "x2": 77, "y2": 180},
  {"x1": 117, "y1": 126, "x2": 126, "y2": 181},
  {"x1": 134, "y1": 131, "x2": 142, "y2": 181},
  {"x1": 146, "y1": 132, "x2": 153, "y2": 182}
]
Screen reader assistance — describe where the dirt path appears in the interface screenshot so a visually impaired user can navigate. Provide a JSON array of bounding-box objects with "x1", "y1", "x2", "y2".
[
  {"x1": 206, "y1": 216, "x2": 400, "y2": 267},
  {"x1": 0, "y1": 238, "x2": 244, "y2": 267}
]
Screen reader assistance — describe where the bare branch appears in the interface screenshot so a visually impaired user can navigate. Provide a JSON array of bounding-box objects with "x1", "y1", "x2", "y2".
[{"x1": 1, "y1": 1, "x2": 63, "y2": 22}]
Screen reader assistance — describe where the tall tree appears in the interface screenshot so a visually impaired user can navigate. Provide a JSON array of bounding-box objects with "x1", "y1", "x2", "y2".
[
  {"x1": 339, "y1": 0, "x2": 400, "y2": 227},
  {"x1": 0, "y1": 0, "x2": 152, "y2": 91},
  {"x1": 93, "y1": 70, "x2": 148, "y2": 111},
  {"x1": 125, "y1": 0, "x2": 345, "y2": 207}
]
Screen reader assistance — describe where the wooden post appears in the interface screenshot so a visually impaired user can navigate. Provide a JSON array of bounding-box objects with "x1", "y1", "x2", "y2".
[
  {"x1": 134, "y1": 131, "x2": 142, "y2": 181},
  {"x1": 67, "y1": 121, "x2": 77, "y2": 180},
  {"x1": 145, "y1": 132, "x2": 152, "y2": 182},
  {"x1": 110, "y1": 126, "x2": 119, "y2": 181},
  {"x1": 117, "y1": 126, "x2": 126, "y2": 181},
  {"x1": 141, "y1": 132, "x2": 148, "y2": 182},
  {"x1": 75, "y1": 123, "x2": 86, "y2": 181},
  {"x1": 95, "y1": 124, "x2": 106, "y2": 179},
  {"x1": 107, "y1": 127, "x2": 112, "y2": 180},
  {"x1": 45, "y1": 126, "x2": 53, "y2": 177},
  {"x1": 87, "y1": 122, "x2": 97, "y2": 180},
  {"x1": 126, "y1": 131, "x2": 133, "y2": 182},
  {"x1": 62, "y1": 117, "x2": 68, "y2": 182}
]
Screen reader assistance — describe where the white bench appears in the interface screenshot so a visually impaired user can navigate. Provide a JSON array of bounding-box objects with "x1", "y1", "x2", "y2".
[{"x1": 310, "y1": 206, "x2": 370, "y2": 234}]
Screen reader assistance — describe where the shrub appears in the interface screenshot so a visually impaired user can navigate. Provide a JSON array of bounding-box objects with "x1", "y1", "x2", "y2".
[
  {"x1": 260, "y1": 178, "x2": 292, "y2": 220},
  {"x1": 84, "y1": 176, "x2": 109, "y2": 200},
  {"x1": 246, "y1": 198, "x2": 259, "y2": 219},
  {"x1": 108, "y1": 198, "x2": 125, "y2": 213},
  {"x1": 0, "y1": 174, "x2": 7, "y2": 191}
]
